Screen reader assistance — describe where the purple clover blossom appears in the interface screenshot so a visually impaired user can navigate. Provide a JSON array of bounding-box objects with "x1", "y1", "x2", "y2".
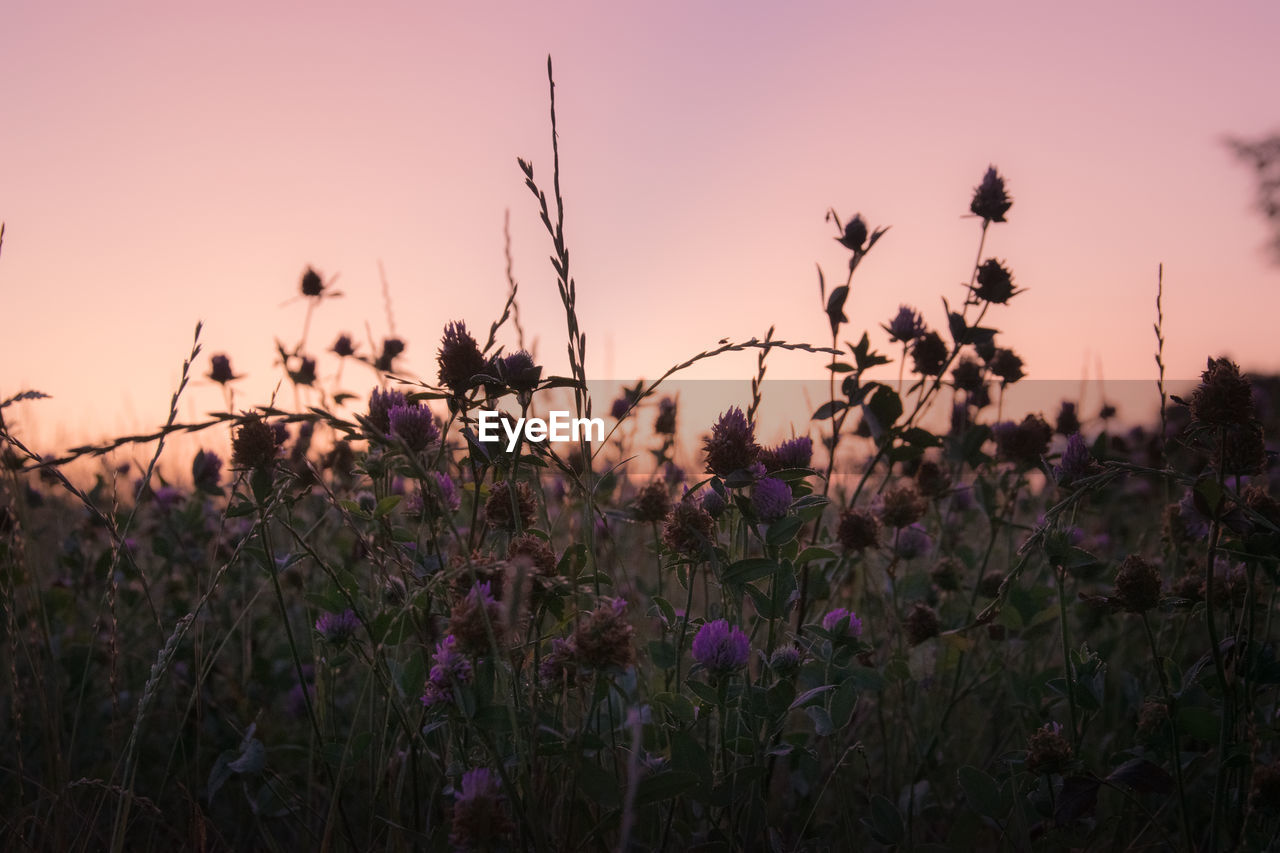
[
  {"x1": 699, "y1": 488, "x2": 727, "y2": 518},
  {"x1": 192, "y1": 449, "x2": 222, "y2": 493},
  {"x1": 450, "y1": 767, "x2": 514, "y2": 850},
  {"x1": 428, "y1": 472, "x2": 462, "y2": 515},
  {"x1": 368, "y1": 387, "x2": 408, "y2": 436},
  {"x1": 763, "y1": 436, "x2": 814, "y2": 471},
  {"x1": 315, "y1": 609, "x2": 360, "y2": 645},
  {"x1": 821, "y1": 608, "x2": 864, "y2": 638},
  {"x1": 691, "y1": 619, "x2": 750, "y2": 675},
  {"x1": 751, "y1": 477, "x2": 792, "y2": 522},
  {"x1": 884, "y1": 305, "x2": 926, "y2": 344},
  {"x1": 894, "y1": 523, "x2": 933, "y2": 560},
  {"x1": 1054, "y1": 432, "x2": 1096, "y2": 487},
  {"x1": 421, "y1": 635, "x2": 474, "y2": 708},
  {"x1": 389, "y1": 403, "x2": 439, "y2": 452},
  {"x1": 703, "y1": 407, "x2": 761, "y2": 477}
]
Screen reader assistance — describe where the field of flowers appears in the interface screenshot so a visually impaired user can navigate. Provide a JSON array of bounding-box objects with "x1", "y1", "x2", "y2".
[{"x1": 3, "y1": 66, "x2": 1280, "y2": 852}]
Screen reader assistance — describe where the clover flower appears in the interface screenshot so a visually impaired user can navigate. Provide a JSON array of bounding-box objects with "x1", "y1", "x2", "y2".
[
  {"x1": 821, "y1": 608, "x2": 863, "y2": 638},
  {"x1": 389, "y1": 403, "x2": 439, "y2": 452},
  {"x1": 970, "y1": 165, "x2": 1012, "y2": 223},
  {"x1": 691, "y1": 619, "x2": 750, "y2": 675},
  {"x1": 450, "y1": 768, "x2": 515, "y2": 851},
  {"x1": 315, "y1": 609, "x2": 360, "y2": 645},
  {"x1": 751, "y1": 477, "x2": 791, "y2": 522},
  {"x1": 421, "y1": 635, "x2": 473, "y2": 708},
  {"x1": 884, "y1": 305, "x2": 926, "y2": 343},
  {"x1": 762, "y1": 436, "x2": 814, "y2": 471},
  {"x1": 437, "y1": 321, "x2": 486, "y2": 394},
  {"x1": 702, "y1": 407, "x2": 761, "y2": 477},
  {"x1": 837, "y1": 507, "x2": 881, "y2": 553},
  {"x1": 663, "y1": 498, "x2": 716, "y2": 557}
]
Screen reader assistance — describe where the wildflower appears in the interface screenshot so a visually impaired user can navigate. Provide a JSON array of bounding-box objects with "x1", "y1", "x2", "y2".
[
  {"x1": 332, "y1": 333, "x2": 355, "y2": 357},
  {"x1": 314, "y1": 609, "x2": 360, "y2": 645},
  {"x1": 572, "y1": 598, "x2": 635, "y2": 671},
  {"x1": 951, "y1": 357, "x2": 984, "y2": 393},
  {"x1": 374, "y1": 337, "x2": 406, "y2": 372},
  {"x1": 499, "y1": 350, "x2": 541, "y2": 393},
  {"x1": 208, "y1": 354, "x2": 239, "y2": 384},
  {"x1": 988, "y1": 348, "x2": 1024, "y2": 384},
  {"x1": 699, "y1": 488, "x2": 727, "y2": 519},
  {"x1": 836, "y1": 214, "x2": 869, "y2": 252},
  {"x1": 822, "y1": 608, "x2": 863, "y2": 638},
  {"x1": 978, "y1": 572, "x2": 1004, "y2": 598},
  {"x1": 762, "y1": 436, "x2": 814, "y2": 471},
  {"x1": 437, "y1": 322, "x2": 486, "y2": 394},
  {"x1": 883, "y1": 305, "x2": 926, "y2": 343},
  {"x1": 1055, "y1": 401, "x2": 1080, "y2": 436},
  {"x1": 412, "y1": 472, "x2": 461, "y2": 519},
  {"x1": 662, "y1": 498, "x2": 716, "y2": 557},
  {"x1": 970, "y1": 165, "x2": 1012, "y2": 223},
  {"x1": 1114, "y1": 555, "x2": 1162, "y2": 612},
  {"x1": 389, "y1": 403, "x2": 439, "y2": 452},
  {"x1": 450, "y1": 582, "x2": 505, "y2": 655},
  {"x1": 421, "y1": 635, "x2": 473, "y2": 708},
  {"x1": 769, "y1": 645, "x2": 803, "y2": 676},
  {"x1": 973, "y1": 259, "x2": 1019, "y2": 304},
  {"x1": 837, "y1": 507, "x2": 881, "y2": 553},
  {"x1": 367, "y1": 387, "x2": 408, "y2": 437},
  {"x1": 539, "y1": 637, "x2": 579, "y2": 686},
  {"x1": 751, "y1": 477, "x2": 792, "y2": 522},
  {"x1": 904, "y1": 603, "x2": 940, "y2": 645},
  {"x1": 994, "y1": 415, "x2": 1052, "y2": 469},
  {"x1": 484, "y1": 480, "x2": 536, "y2": 531},
  {"x1": 300, "y1": 266, "x2": 324, "y2": 297},
  {"x1": 191, "y1": 449, "x2": 222, "y2": 494},
  {"x1": 633, "y1": 481, "x2": 671, "y2": 523},
  {"x1": 691, "y1": 619, "x2": 750, "y2": 675},
  {"x1": 1025, "y1": 722, "x2": 1073, "y2": 774},
  {"x1": 914, "y1": 460, "x2": 951, "y2": 498},
  {"x1": 610, "y1": 387, "x2": 641, "y2": 420},
  {"x1": 879, "y1": 483, "x2": 927, "y2": 529},
  {"x1": 895, "y1": 523, "x2": 932, "y2": 560},
  {"x1": 702, "y1": 407, "x2": 761, "y2": 477},
  {"x1": 508, "y1": 534, "x2": 557, "y2": 577},
  {"x1": 911, "y1": 331, "x2": 948, "y2": 377},
  {"x1": 290, "y1": 356, "x2": 317, "y2": 387},
  {"x1": 1219, "y1": 422, "x2": 1267, "y2": 475},
  {"x1": 231, "y1": 413, "x2": 280, "y2": 471},
  {"x1": 931, "y1": 557, "x2": 962, "y2": 591},
  {"x1": 1188, "y1": 357, "x2": 1255, "y2": 426},
  {"x1": 1054, "y1": 432, "x2": 1098, "y2": 487},
  {"x1": 450, "y1": 768, "x2": 515, "y2": 852},
  {"x1": 655, "y1": 396, "x2": 678, "y2": 435}
]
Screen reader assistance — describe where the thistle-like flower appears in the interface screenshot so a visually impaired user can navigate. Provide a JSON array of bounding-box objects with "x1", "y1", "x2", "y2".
[
  {"x1": 389, "y1": 403, "x2": 439, "y2": 452},
  {"x1": 973, "y1": 259, "x2": 1020, "y2": 304},
  {"x1": 315, "y1": 609, "x2": 360, "y2": 645},
  {"x1": 702, "y1": 407, "x2": 761, "y2": 477},
  {"x1": 883, "y1": 305, "x2": 926, "y2": 343},
  {"x1": 751, "y1": 477, "x2": 792, "y2": 522},
  {"x1": 437, "y1": 322, "x2": 486, "y2": 394},
  {"x1": 822, "y1": 608, "x2": 863, "y2": 638},
  {"x1": 970, "y1": 166, "x2": 1012, "y2": 223}
]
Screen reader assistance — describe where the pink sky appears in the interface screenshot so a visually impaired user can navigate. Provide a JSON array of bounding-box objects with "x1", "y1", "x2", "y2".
[{"x1": 3, "y1": 1, "x2": 1279, "y2": 453}]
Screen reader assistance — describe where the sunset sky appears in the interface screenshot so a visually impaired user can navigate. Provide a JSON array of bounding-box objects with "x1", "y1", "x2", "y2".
[{"x1": 3, "y1": 1, "x2": 1279, "y2": 455}]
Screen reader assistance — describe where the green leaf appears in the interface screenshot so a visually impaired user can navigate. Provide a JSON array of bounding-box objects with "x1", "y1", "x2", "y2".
[
  {"x1": 796, "y1": 546, "x2": 836, "y2": 565},
  {"x1": 766, "y1": 516, "x2": 804, "y2": 548},
  {"x1": 635, "y1": 771, "x2": 700, "y2": 806},
  {"x1": 865, "y1": 794, "x2": 904, "y2": 844},
  {"x1": 723, "y1": 558, "x2": 780, "y2": 585},
  {"x1": 790, "y1": 684, "x2": 837, "y2": 710},
  {"x1": 373, "y1": 495, "x2": 402, "y2": 518},
  {"x1": 812, "y1": 400, "x2": 848, "y2": 421},
  {"x1": 958, "y1": 765, "x2": 1004, "y2": 819}
]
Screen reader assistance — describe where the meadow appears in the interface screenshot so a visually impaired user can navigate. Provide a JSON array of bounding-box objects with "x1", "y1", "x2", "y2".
[{"x1": 3, "y1": 64, "x2": 1280, "y2": 852}]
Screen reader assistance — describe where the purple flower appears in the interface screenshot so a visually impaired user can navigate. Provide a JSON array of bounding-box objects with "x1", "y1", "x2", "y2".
[
  {"x1": 367, "y1": 387, "x2": 408, "y2": 436},
  {"x1": 389, "y1": 403, "x2": 439, "y2": 452},
  {"x1": 1054, "y1": 433, "x2": 1097, "y2": 487},
  {"x1": 699, "y1": 488, "x2": 726, "y2": 518},
  {"x1": 691, "y1": 619, "x2": 750, "y2": 675},
  {"x1": 437, "y1": 322, "x2": 486, "y2": 394},
  {"x1": 332, "y1": 334, "x2": 355, "y2": 357},
  {"x1": 751, "y1": 477, "x2": 792, "y2": 522},
  {"x1": 822, "y1": 608, "x2": 863, "y2": 638},
  {"x1": 315, "y1": 609, "x2": 360, "y2": 645},
  {"x1": 421, "y1": 635, "x2": 474, "y2": 708},
  {"x1": 702, "y1": 407, "x2": 761, "y2": 477},
  {"x1": 894, "y1": 523, "x2": 933, "y2": 560},
  {"x1": 970, "y1": 165, "x2": 1012, "y2": 223},
  {"x1": 769, "y1": 645, "x2": 803, "y2": 675},
  {"x1": 500, "y1": 350, "x2": 541, "y2": 393},
  {"x1": 883, "y1": 305, "x2": 926, "y2": 343},
  {"x1": 763, "y1": 436, "x2": 814, "y2": 471},
  {"x1": 208, "y1": 353, "x2": 238, "y2": 384},
  {"x1": 314, "y1": 607, "x2": 360, "y2": 640},
  {"x1": 539, "y1": 637, "x2": 579, "y2": 686},
  {"x1": 451, "y1": 767, "x2": 514, "y2": 850}
]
